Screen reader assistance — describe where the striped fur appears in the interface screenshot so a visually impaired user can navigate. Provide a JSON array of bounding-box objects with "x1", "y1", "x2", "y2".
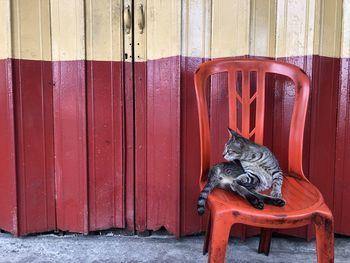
[
  {"x1": 197, "y1": 128, "x2": 285, "y2": 214},
  {"x1": 223, "y1": 128, "x2": 284, "y2": 198},
  {"x1": 197, "y1": 161, "x2": 245, "y2": 215}
]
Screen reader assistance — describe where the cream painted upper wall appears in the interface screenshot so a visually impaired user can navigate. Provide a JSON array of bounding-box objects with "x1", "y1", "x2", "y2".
[
  {"x1": 249, "y1": 0, "x2": 276, "y2": 57},
  {"x1": 316, "y1": 0, "x2": 342, "y2": 58},
  {"x1": 275, "y1": 0, "x2": 315, "y2": 57},
  {"x1": 11, "y1": 0, "x2": 51, "y2": 60},
  {"x1": 85, "y1": 0, "x2": 123, "y2": 61},
  {"x1": 134, "y1": 0, "x2": 146, "y2": 62},
  {"x1": 342, "y1": 0, "x2": 350, "y2": 57},
  {"x1": 211, "y1": 0, "x2": 250, "y2": 58},
  {"x1": 0, "y1": 0, "x2": 11, "y2": 59},
  {"x1": 181, "y1": 0, "x2": 211, "y2": 58},
  {"x1": 209, "y1": 0, "x2": 344, "y2": 59},
  {"x1": 146, "y1": 0, "x2": 181, "y2": 60},
  {"x1": 1, "y1": 0, "x2": 349, "y2": 61},
  {"x1": 140, "y1": 0, "x2": 348, "y2": 59},
  {"x1": 51, "y1": 0, "x2": 85, "y2": 61}
]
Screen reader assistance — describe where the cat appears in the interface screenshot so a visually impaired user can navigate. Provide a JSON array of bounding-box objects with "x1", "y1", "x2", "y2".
[{"x1": 197, "y1": 128, "x2": 285, "y2": 215}]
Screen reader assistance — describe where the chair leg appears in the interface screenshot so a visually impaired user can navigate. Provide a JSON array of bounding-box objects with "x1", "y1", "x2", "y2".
[
  {"x1": 208, "y1": 216, "x2": 231, "y2": 263},
  {"x1": 258, "y1": 228, "x2": 272, "y2": 256},
  {"x1": 203, "y1": 213, "x2": 211, "y2": 255},
  {"x1": 314, "y1": 215, "x2": 334, "y2": 263}
]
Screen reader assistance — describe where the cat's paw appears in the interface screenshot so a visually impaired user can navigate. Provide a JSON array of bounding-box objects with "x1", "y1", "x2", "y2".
[
  {"x1": 197, "y1": 207, "x2": 205, "y2": 215},
  {"x1": 271, "y1": 198, "x2": 286, "y2": 207},
  {"x1": 271, "y1": 190, "x2": 282, "y2": 198},
  {"x1": 247, "y1": 195, "x2": 264, "y2": 210}
]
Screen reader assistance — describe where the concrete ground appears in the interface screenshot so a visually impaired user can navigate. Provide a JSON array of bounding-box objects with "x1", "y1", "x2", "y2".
[{"x1": 0, "y1": 231, "x2": 349, "y2": 263}]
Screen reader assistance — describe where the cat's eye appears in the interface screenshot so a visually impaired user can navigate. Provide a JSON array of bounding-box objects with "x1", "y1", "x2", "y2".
[{"x1": 235, "y1": 141, "x2": 242, "y2": 148}]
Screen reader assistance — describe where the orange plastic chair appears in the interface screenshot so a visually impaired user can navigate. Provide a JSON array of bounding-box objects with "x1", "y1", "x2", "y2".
[{"x1": 194, "y1": 59, "x2": 334, "y2": 263}]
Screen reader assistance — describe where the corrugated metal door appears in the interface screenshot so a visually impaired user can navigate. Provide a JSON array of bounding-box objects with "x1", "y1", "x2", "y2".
[
  {"x1": 0, "y1": 0, "x2": 56, "y2": 236},
  {"x1": 0, "y1": 0, "x2": 130, "y2": 236},
  {"x1": 133, "y1": 0, "x2": 182, "y2": 236},
  {"x1": 1, "y1": 0, "x2": 350, "y2": 238},
  {"x1": 51, "y1": 0, "x2": 131, "y2": 233}
]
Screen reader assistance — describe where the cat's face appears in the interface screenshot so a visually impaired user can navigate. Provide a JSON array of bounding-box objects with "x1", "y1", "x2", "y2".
[{"x1": 223, "y1": 128, "x2": 249, "y2": 161}]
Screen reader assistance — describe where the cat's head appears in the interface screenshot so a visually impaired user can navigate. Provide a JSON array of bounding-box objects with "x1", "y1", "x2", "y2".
[{"x1": 223, "y1": 128, "x2": 252, "y2": 161}]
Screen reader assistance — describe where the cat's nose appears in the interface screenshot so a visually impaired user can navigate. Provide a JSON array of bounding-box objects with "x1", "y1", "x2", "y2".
[{"x1": 222, "y1": 150, "x2": 227, "y2": 157}]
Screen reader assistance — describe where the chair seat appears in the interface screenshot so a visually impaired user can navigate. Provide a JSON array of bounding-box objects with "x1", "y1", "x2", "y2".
[{"x1": 205, "y1": 175, "x2": 330, "y2": 228}]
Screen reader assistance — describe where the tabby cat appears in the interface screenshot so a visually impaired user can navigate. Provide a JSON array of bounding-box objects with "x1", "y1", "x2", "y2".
[{"x1": 197, "y1": 128, "x2": 285, "y2": 215}]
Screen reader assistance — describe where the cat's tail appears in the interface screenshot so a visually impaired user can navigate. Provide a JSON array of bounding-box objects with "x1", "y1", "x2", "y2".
[{"x1": 197, "y1": 170, "x2": 219, "y2": 215}]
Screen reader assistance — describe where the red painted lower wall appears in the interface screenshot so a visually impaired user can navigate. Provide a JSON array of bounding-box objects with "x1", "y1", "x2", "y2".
[
  {"x1": 308, "y1": 56, "x2": 340, "y2": 211},
  {"x1": 52, "y1": 60, "x2": 88, "y2": 233},
  {"x1": 86, "y1": 61, "x2": 125, "y2": 231},
  {"x1": 180, "y1": 56, "x2": 206, "y2": 236},
  {"x1": 335, "y1": 57, "x2": 350, "y2": 235},
  {"x1": 0, "y1": 59, "x2": 17, "y2": 235},
  {"x1": 137, "y1": 57, "x2": 181, "y2": 235},
  {"x1": 13, "y1": 59, "x2": 56, "y2": 235},
  {"x1": 124, "y1": 61, "x2": 135, "y2": 231},
  {"x1": 135, "y1": 61, "x2": 147, "y2": 232},
  {"x1": 1, "y1": 55, "x2": 349, "y2": 238}
]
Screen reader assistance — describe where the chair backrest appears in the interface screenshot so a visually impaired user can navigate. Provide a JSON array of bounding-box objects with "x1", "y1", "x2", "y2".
[{"x1": 194, "y1": 59, "x2": 310, "y2": 183}]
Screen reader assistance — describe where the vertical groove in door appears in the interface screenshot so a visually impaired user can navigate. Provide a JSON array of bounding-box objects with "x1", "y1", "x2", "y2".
[
  {"x1": 86, "y1": 0, "x2": 125, "y2": 231},
  {"x1": 123, "y1": 0, "x2": 135, "y2": 232},
  {"x1": 134, "y1": 0, "x2": 147, "y2": 233}
]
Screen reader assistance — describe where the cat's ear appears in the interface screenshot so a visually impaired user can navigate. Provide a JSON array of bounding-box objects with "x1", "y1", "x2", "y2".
[
  {"x1": 227, "y1": 127, "x2": 238, "y2": 138},
  {"x1": 227, "y1": 127, "x2": 242, "y2": 140}
]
